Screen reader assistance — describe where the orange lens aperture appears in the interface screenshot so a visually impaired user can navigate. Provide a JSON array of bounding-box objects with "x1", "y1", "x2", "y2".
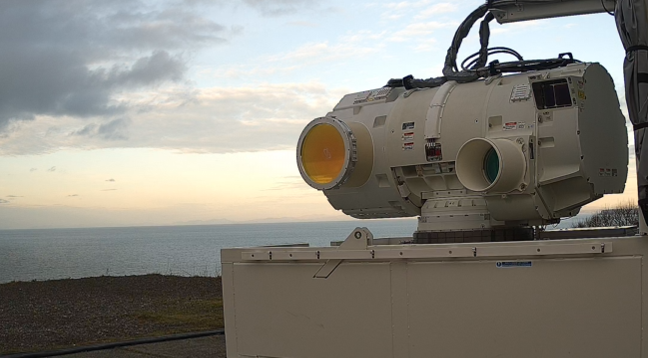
[{"x1": 301, "y1": 123, "x2": 346, "y2": 185}]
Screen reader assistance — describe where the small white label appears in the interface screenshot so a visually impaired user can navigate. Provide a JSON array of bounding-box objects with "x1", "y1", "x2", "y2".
[
  {"x1": 403, "y1": 142, "x2": 414, "y2": 151},
  {"x1": 510, "y1": 84, "x2": 531, "y2": 102},
  {"x1": 504, "y1": 121, "x2": 517, "y2": 130},
  {"x1": 402, "y1": 132, "x2": 414, "y2": 140}
]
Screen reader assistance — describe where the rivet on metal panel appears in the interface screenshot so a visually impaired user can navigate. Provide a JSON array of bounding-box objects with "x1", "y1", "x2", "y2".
[
  {"x1": 268, "y1": 251, "x2": 273, "y2": 260},
  {"x1": 316, "y1": 251, "x2": 321, "y2": 260},
  {"x1": 472, "y1": 247, "x2": 477, "y2": 257},
  {"x1": 371, "y1": 250, "x2": 375, "y2": 259},
  {"x1": 602, "y1": 243, "x2": 606, "y2": 253}
]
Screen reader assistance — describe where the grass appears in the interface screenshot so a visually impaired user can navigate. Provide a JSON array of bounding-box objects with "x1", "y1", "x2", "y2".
[
  {"x1": 1, "y1": 275, "x2": 223, "y2": 355},
  {"x1": 134, "y1": 299, "x2": 224, "y2": 333}
]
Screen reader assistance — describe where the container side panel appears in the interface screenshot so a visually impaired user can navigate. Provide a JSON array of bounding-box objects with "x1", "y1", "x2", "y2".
[
  {"x1": 233, "y1": 262, "x2": 393, "y2": 358},
  {"x1": 407, "y1": 257, "x2": 642, "y2": 358}
]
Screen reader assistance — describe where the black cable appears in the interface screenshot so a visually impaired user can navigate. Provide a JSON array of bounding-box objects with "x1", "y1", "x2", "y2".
[
  {"x1": 461, "y1": 47, "x2": 524, "y2": 71},
  {"x1": 473, "y1": 55, "x2": 580, "y2": 77},
  {"x1": 384, "y1": 0, "x2": 583, "y2": 89},
  {"x1": 601, "y1": 0, "x2": 615, "y2": 16},
  {"x1": 442, "y1": 4, "x2": 490, "y2": 82},
  {"x1": 1, "y1": 330, "x2": 225, "y2": 358}
]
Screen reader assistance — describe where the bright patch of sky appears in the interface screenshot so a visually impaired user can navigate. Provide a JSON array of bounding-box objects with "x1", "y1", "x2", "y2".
[{"x1": 0, "y1": 0, "x2": 633, "y2": 229}]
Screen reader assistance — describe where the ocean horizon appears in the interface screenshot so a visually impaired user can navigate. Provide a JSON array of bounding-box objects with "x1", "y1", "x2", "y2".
[
  {"x1": 0, "y1": 219, "x2": 419, "y2": 284},
  {"x1": 0, "y1": 214, "x2": 589, "y2": 284}
]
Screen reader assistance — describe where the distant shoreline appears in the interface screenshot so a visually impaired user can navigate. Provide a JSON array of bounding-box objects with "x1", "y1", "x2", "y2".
[
  {"x1": 0, "y1": 272, "x2": 220, "y2": 285},
  {"x1": 0, "y1": 274, "x2": 223, "y2": 355}
]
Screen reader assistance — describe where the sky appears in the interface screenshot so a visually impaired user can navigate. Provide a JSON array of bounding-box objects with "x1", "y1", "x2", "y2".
[{"x1": 0, "y1": 0, "x2": 634, "y2": 229}]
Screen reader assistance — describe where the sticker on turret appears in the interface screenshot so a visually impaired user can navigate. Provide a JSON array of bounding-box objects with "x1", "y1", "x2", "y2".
[
  {"x1": 402, "y1": 122, "x2": 415, "y2": 130},
  {"x1": 504, "y1": 121, "x2": 518, "y2": 130},
  {"x1": 403, "y1": 142, "x2": 414, "y2": 151},
  {"x1": 599, "y1": 168, "x2": 615, "y2": 177},
  {"x1": 510, "y1": 84, "x2": 531, "y2": 102},
  {"x1": 402, "y1": 132, "x2": 414, "y2": 140},
  {"x1": 577, "y1": 80, "x2": 585, "y2": 89}
]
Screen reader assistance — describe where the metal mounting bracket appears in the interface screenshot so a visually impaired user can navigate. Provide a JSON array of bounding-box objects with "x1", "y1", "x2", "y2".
[{"x1": 314, "y1": 227, "x2": 373, "y2": 279}]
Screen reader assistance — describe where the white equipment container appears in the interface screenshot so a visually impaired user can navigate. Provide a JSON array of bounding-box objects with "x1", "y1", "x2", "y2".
[{"x1": 222, "y1": 230, "x2": 648, "y2": 358}]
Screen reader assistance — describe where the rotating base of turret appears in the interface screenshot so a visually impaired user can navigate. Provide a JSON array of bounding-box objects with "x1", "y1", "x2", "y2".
[{"x1": 413, "y1": 227, "x2": 535, "y2": 244}]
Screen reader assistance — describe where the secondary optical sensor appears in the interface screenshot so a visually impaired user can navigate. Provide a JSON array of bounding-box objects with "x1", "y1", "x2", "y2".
[{"x1": 456, "y1": 138, "x2": 525, "y2": 193}]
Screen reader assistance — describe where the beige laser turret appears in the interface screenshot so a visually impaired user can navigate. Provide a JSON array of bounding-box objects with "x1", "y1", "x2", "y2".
[{"x1": 297, "y1": 63, "x2": 627, "y2": 241}]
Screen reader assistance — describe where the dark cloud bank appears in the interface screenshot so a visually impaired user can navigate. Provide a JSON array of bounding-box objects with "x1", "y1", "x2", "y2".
[{"x1": 0, "y1": 0, "x2": 226, "y2": 130}]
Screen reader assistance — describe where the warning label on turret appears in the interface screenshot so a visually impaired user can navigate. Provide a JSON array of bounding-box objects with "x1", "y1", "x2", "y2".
[{"x1": 504, "y1": 121, "x2": 518, "y2": 130}]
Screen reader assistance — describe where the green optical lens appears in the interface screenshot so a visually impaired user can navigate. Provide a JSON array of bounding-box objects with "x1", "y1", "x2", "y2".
[{"x1": 483, "y1": 148, "x2": 499, "y2": 184}]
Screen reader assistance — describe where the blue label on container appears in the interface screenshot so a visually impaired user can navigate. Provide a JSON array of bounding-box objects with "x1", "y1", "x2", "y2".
[{"x1": 496, "y1": 261, "x2": 532, "y2": 268}]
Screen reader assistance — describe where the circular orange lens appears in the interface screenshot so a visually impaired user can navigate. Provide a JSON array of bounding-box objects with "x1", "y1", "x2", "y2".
[{"x1": 301, "y1": 123, "x2": 346, "y2": 185}]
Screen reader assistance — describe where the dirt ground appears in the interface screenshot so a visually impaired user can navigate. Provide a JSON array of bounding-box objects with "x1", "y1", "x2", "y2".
[{"x1": 0, "y1": 274, "x2": 223, "y2": 355}]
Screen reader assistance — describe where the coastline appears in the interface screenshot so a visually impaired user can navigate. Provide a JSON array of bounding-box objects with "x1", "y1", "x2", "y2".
[{"x1": 0, "y1": 274, "x2": 223, "y2": 355}]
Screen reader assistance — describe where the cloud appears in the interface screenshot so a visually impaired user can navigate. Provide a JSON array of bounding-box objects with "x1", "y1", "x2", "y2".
[
  {"x1": 414, "y1": 38, "x2": 439, "y2": 52},
  {"x1": 287, "y1": 21, "x2": 319, "y2": 28},
  {"x1": 29, "y1": 168, "x2": 37, "y2": 172},
  {"x1": 205, "y1": 29, "x2": 385, "y2": 80},
  {"x1": 265, "y1": 176, "x2": 311, "y2": 191},
  {"x1": 47, "y1": 166, "x2": 56, "y2": 172},
  {"x1": 6, "y1": 195, "x2": 22, "y2": 198},
  {"x1": 415, "y1": 3, "x2": 458, "y2": 19},
  {"x1": 382, "y1": 1, "x2": 457, "y2": 20},
  {"x1": 267, "y1": 40, "x2": 382, "y2": 66},
  {"x1": 101, "y1": 189, "x2": 118, "y2": 192},
  {"x1": 125, "y1": 82, "x2": 343, "y2": 153},
  {"x1": 0, "y1": 199, "x2": 9, "y2": 204},
  {"x1": 388, "y1": 21, "x2": 455, "y2": 42},
  {"x1": 0, "y1": 0, "x2": 228, "y2": 128},
  {"x1": 71, "y1": 117, "x2": 132, "y2": 141},
  {"x1": 385, "y1": 0, "x2": 432, "y2": 11},
  {"x1": 242, "y1": 0, "x2": 321, "y2": 16},
  {"x1": 67, "y1": 194, "x2": 79, "y2": 197},
  {"x1": 0, "y1": 81, "x2": 345, "y2": 154},
  {"x1": 106, "y1": 179, "x2": 116, "y2": 182}
]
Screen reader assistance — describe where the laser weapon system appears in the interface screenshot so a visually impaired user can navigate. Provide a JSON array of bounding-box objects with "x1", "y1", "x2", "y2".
[
  {"x1": 297, "y1": 62, "x2": 627, "y2": 242},
  {"x1": 221, "y1": 1, "x2": 648, "y2": 357}
]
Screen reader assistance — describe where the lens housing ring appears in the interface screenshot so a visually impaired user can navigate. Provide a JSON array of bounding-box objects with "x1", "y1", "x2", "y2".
[
  {"x1": 297, "y1": 116, "x2": 357, "y2": 190},
  {"x1": 456, "y1": 138, "x2": 526, "y2": 193}
]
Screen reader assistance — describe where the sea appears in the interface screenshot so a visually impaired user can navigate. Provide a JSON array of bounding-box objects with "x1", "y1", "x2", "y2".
[{"x1": 0, "y1": 219, "x2": 418, "y2": 284}]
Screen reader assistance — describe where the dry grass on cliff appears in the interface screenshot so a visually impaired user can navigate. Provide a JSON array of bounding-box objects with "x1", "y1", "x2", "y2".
[{"x1": 0, "y1": 274, "x2": 223, "y2": 355}]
